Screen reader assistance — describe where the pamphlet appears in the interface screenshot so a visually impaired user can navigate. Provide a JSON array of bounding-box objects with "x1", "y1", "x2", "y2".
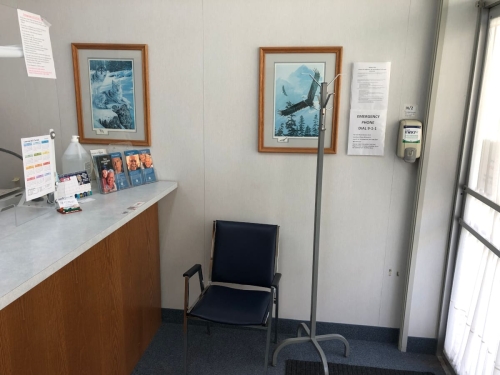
[
  {"x1": 90, "y1": 148, "x2": 107, "y2": 179},
  {"x1": 94, "y1": 154, "x2": 117, "y2": 193},
  {"x1": 110, "y1": 152, "x2": 130, "y2": 190},
  {"x1": 124, "y1": 150, "x2": 143, "y2": 186},
  {"x1": 138, "y1": 149, "x2": 156, "y2": 183}
]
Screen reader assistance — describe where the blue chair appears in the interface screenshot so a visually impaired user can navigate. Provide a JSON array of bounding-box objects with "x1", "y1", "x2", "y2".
[{"x1": 183, "y1": 220, "x2": 281, "y2": 374}]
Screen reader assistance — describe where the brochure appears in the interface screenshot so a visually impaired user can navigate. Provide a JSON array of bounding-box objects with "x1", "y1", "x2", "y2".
[
  {"x1": 138, "y1": 149, "x2": 156, "y2": 183},
  {"x1": 124, "y1": 150, "x2": 143, "y2": 186},
  {"x1": 89, "y1": 148, "x2": 107, "y2": 179},
  {"x1": 109, "y1": 152, "x2": 130, "y2": 190},
  {"x1": 93, "y1": 154, "x2": 117, "y2": 193}
]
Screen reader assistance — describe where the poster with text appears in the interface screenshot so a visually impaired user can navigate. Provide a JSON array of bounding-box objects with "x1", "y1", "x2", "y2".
[
  {"x1": 17, "y1": 10, "x2": 56, "y2": 79},
  {"x1": 348, "y1": 62, "x2": 391, "y2": 155},
  {"x1": 347, "y1": 110, "x2": 387, "y2": 156}
]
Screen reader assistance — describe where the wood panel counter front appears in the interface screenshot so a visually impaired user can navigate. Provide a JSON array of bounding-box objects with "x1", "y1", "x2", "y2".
[{"x1": 0, "y1": 181, "x2": 177, "y2": 375}]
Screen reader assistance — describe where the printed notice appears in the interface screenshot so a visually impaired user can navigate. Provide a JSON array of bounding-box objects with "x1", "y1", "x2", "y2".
[
  {"x1": 21, "y1": 135, "x2": 55, "y2": 201},
  {"x1": 350, "y1": 62, "x2": 391, "y2": 110},
  {"x1": 348, "y1": 62, "x2": 391, "y2": 155},
  {"x1": 347, "y1": 110, "x2": 387, "y2": 156},
  {"x1": 17, "y1": 9, "x2": 56, "y2": 79}
]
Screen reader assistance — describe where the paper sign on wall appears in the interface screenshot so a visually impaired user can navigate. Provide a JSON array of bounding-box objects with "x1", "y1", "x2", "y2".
[
  {"x1": 17, "y1": 9, "x2": 56, "y2": 79},
  {"x1": 347, "y1": 110, "x2": 387, "y2": 155},
  {"x1": 348, "y1": 62, "x2": 391, "y2": 156}
]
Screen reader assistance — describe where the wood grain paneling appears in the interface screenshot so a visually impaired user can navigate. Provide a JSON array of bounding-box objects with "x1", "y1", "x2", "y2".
[{"x1": 0, "y1": 204, "x2": 161, "y2": 375}]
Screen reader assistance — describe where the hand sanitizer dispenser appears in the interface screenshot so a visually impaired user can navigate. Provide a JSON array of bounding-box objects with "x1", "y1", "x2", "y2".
[{"x1": 397, "y1": 120, "x2": 422, "y2": 163}]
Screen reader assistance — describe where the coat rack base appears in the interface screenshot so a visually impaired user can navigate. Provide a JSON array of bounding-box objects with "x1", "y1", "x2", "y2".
[{"x1": 272, "y1": 322, "x2": 350, "y2": 375}]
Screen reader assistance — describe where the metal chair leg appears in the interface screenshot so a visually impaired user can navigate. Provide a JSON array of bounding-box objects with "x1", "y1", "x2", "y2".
[
  {"x1": 274, "y1": 285, "x2": 279, "y2": 343},
  {"x1": 183, "y1": 320, "x2": 188, "y2": 375},
  {"x1": 264, "y1": 319, "x2": 272, "y2": 374},
  {"x1": 264, "y1": 291, "x2": 273, "y2": 375}
]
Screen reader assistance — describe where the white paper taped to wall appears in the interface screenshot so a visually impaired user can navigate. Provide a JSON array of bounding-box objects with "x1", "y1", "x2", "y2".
[
  {"x1": 17, "y1": 9, "x2": 56, "y2": 79},
  {"x1": 348, "y1": 62, "x2": 391, "y2": 156}
]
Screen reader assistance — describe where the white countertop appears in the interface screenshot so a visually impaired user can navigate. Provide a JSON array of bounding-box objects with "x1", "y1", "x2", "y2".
[{"x1": 0, "y1": 180, "x2": 177, "y2": 310}]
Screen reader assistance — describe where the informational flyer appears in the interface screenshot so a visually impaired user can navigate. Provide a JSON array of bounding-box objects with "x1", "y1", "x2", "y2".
[
  {"x1": 17, "y1": 9, "x2": 56, "y2": 79},
  {"x1": 21, "y1": 135, "x2": 55, "y2": 201},
  {"x1": 348, "y1": 62, "x2": 391, "y2": 156},
  {"x1": 347, "y1": 110, "x2": 387, "y2": 155}
]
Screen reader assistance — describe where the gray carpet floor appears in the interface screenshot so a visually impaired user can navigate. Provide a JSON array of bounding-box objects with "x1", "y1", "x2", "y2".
[{"x1": 132, "y1": 323, "x2": 447, "y2": 375}]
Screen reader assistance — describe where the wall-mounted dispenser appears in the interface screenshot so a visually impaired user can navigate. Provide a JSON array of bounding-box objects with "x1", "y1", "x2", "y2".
[{"x1": 397, "y1": 119, "x2": 422, "y2": 163}]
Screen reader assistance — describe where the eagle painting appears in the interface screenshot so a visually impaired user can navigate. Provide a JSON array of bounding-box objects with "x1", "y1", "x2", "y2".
[{"x1": 278, "y1": 68, "x2": 320, "y2": 117}]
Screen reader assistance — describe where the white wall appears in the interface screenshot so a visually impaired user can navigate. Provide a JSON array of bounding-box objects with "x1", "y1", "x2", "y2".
[
  {"x1": 5, "y1": 0, "x2": 446, "y2": 334},
  {"x1": 202, "y1": 0, "x2": 437, "y2": 328}
]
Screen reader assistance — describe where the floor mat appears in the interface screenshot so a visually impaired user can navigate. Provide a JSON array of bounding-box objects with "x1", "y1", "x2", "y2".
[{"x1": 285, "y1": 360, "x2": 435, "y2": 375}]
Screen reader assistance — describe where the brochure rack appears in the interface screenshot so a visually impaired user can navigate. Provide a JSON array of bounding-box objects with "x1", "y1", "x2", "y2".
[{"x1": 93, "y1": 142, "x2": 157, "y2": 195}]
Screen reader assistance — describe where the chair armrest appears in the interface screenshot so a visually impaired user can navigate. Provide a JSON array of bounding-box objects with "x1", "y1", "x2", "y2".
[
  {"x1": 183, "y1": 263, "x2": 205, "y2": 293},
  {"x1": 272, "y1": 273, "x2": 281, "y2": 289},
  {"x1": 183, "y1": 264, "x2": 202, "y2": 278},
  {"x1": 183, "y1": 264, "x2": 205, "y2": 318}
]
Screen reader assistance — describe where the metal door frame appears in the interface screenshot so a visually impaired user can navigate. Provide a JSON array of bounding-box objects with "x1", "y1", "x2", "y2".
[{"x1": 436, "y1": 0, "x2": 500, "y2": 355}]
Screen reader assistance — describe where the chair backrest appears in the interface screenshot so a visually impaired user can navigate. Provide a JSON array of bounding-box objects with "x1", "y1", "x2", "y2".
[{"x1": 210, "y1": 220, "x2": 279, "y2": 288}]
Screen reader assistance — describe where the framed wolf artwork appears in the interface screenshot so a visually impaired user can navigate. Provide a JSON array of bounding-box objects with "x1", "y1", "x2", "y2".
[{"x1": 71, "y1": 43, "x2": 151, "y2": 146}]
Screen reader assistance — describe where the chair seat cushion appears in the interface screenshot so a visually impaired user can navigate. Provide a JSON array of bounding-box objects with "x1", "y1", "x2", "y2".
[{"x1": 188, "y1": 285, "x2": 271, "y2": 326}]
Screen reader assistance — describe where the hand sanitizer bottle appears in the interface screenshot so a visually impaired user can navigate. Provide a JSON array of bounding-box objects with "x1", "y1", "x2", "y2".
[{"x1": 61, "y1": 135, "x2": 91, "y2": 175}]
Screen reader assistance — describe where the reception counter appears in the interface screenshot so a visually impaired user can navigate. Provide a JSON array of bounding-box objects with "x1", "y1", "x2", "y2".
[{"x1": 0, "y1": 181, "x2": 177, "y2": 375}]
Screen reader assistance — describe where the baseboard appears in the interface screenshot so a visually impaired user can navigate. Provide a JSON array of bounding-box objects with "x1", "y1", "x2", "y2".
[
  {"x1": 278, "y1": 317, "x2": 400, "y2": 344},
  {"x1": 162, "y1": 308, "x2": 437, "y2": 355},
  {"x1": 407, "y1": 336, "x2": 438, "y2": 355}
]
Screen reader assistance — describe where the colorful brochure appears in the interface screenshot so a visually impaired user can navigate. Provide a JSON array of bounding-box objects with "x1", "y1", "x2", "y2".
[
  {"x1": 109, "y1": 152, "x2": 130, "y2": 190},
  {"x1": 124, "y1": 150, "x2": 143, "y2": 186},
  {"x1": 138, "y1": 149, "x2": 156, "y2": 183},
  {"x1": 94, "y1": 154, "x2": 117, "y2": 193}
]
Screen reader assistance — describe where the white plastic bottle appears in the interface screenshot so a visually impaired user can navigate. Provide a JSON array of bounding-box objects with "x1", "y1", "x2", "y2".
[{"x1": 61, "y1": 135, "x2": 91, "y2": 175}]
